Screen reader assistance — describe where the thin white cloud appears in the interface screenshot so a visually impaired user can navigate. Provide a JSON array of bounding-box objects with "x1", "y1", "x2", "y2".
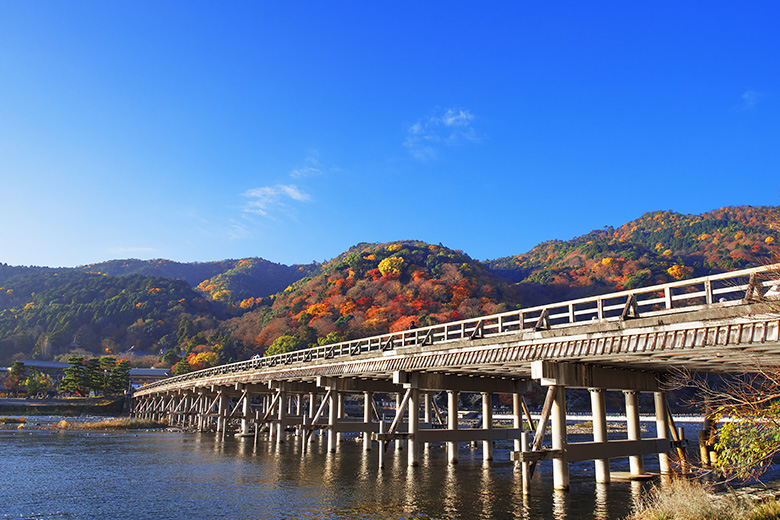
[
  {"x1": 404, "y1": 107, "x2": 480, "y2": 160},
  {"x1": 290, "y1": 152, "x2": 323, "y2": 178},
  {"x1": 290, "y1": 151, "x2": 341, "y2": 179},
  {"x1": 243, "y1": 184, "x2": 311, "y2": 216},
  {"x1": 734, "y1": 89, "x2": 763, "y2": 111}
]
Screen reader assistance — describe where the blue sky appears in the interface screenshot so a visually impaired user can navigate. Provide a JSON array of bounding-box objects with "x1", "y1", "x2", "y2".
[{"x1": 1, "y1": 2, "x2": 778, "y2": 268}]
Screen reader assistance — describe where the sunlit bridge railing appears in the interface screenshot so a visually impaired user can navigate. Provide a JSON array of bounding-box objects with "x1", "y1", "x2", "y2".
[{"x1": 139, "y1": 263, "x2": 780, "y2": 391}]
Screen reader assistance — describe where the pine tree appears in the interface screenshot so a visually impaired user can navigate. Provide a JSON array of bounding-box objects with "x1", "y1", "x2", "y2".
[
  {"x1": 107, "y1": 360, "x2": 130, "y2": 394},
  {"x1": 58, "y1": 356, "x2": 87, "y2": 396},
  {"x1": 99, "y1": 357, "x2": 117, "y2": 394},
  {"x1": 85, "y1": 358, "x2": 103, "y2": 395}
]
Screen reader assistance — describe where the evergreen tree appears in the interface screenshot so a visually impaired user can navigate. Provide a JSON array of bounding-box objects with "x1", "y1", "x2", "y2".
[
  {"x1": 171, "y1": 358, "x2": 191, "y2": 376},
  {"x1": 58, "y1": 356, "x2": 87, "y2": 396},
  {"x1": 85, "y1": 357, "x2": 103, "y2": 394},
  {"x1": 7, "y1": 361, "x2": 26, "y2": 396},
  {"x1": 107, "y1": 360, "x2": 130, "y2": 394},
  {"x1": 99, "y1": 357, "x2": 116, "y2": 393}
]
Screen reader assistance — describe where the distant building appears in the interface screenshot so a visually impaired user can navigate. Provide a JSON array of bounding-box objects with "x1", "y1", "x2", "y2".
[
  {"x1": 129, "y1": 368, "x2": 170, "y2": 387},
  {"x1": 2, "y1": 360, "x2": 171, "y2": 388},
  {"x1": 10, "y1": 360, "x2": 69, "y2": 384}
]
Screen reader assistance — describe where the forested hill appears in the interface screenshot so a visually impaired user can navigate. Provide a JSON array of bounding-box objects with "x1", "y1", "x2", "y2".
[
  {"x1": 486, "y1": 206, "x2": 779, "y2": 304},
  {"x1": 78, "y1": 258, "x2": 318, "y2": 302},
  {"x1": 228, "y1": 241, "x2": 522, "y2": 355},
  {"x1": 0, "y1": 270, "x2": 225, "y2": 366},
  {"x1": 0, "y1": 205, "x2": 777, "y2": 369}
]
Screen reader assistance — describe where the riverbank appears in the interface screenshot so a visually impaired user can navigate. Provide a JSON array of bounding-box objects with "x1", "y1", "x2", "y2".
[
  {"x1": 627, "y1": 478, "x2": 780, "y2": 519},
  {"x1": 0, "y1": 396, "x2": 127, "y2": 416}
]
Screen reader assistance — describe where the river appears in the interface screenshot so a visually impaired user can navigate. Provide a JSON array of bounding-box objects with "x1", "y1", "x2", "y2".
[{"x1": 1, "y1": 420, "x2": 706, "y2": 520}]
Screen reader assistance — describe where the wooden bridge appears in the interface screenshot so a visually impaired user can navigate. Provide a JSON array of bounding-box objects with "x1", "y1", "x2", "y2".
[{"x1": 132, "y1": 264, "x2": 780, "y2": 491}]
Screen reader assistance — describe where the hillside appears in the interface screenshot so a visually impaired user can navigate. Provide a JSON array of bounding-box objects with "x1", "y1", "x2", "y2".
[
  {"x1": 0, "y1": 204, "x2": 777, "y2": 370},
  {"x1": 487, "y1": 206, "x2": 780, "y2": 304},
  {"x1": 0, "y1": 270, "x2": 225, "y2": 366},
  {"x1": 78, "y1": 258, "x2": 318, "y2": 302},
  {"x1": 228, "y1": 241, "x2": 522, "y2": 355}
]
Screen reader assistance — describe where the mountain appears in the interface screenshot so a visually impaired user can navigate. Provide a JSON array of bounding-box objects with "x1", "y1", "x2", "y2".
[
  {"x1": 486, "y1": 206, "x2": 780, "y2": 305},
  {"x1": 0, "y1": 270, "x2": 222, "y2": 366},
  {"x1": 0, "y1": 205, "x2": 777, "y2": 369},
  {"x1": 228, "y1": 241, "x2": 522, "y2": 353},
  {"x1": 78, "y1": 258, "x2": 318, "y2": 302}
]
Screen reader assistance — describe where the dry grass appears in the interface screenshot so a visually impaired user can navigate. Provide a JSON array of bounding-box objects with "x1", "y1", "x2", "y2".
[
  {"x1": 626, "y1": 479, "x2": 751, "y2": 520},
  {"x1": 0, "y1": 417, "x2": 26, "y2": 424},
  {"x1": 746, "y1": 499, "x2": 780, "y2": 520},
  {"x1": 55, "y1": 418, "x2": 168, "y2": 430}
]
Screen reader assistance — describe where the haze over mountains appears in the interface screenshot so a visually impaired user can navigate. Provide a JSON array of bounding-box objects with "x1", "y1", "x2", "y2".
[{"x1": 0, "y1": 206, "x2": 777, "y2": 369}]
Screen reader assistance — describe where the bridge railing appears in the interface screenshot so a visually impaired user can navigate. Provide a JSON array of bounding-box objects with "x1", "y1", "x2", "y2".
[{"x1": 139, "y1": 263, "x2": 780, "y2": 392}]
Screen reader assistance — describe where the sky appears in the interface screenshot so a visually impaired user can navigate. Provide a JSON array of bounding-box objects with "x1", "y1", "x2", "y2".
[{"x1": 1, "y1": 2, "x2": 779, "y2": 268}]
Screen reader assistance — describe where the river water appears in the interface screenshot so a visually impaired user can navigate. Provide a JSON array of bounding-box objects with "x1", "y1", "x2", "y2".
[{"x1": 1, "y1": 420, "x2": 705, "y2": 520}]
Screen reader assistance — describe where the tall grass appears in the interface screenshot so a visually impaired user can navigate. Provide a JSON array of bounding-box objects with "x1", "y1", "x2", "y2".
[{"x1": 625, "y1": 479, "x2": 764, "y2": 520}]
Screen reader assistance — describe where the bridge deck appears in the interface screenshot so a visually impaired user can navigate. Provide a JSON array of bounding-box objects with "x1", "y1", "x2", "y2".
[{"x1": 135, "y1": 264, "x2": 780, "y2": 396}]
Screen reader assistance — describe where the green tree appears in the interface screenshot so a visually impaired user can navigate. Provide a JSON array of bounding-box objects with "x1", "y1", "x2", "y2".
[
  {"x1": 58, "y1": 356, "x2": 88, "y2": 396},
  {"x1": 159, "y1": 349, "x2": 180, "y2": 367},
  {"x1": 7, "y1": 361, "x2": 26, "y2": 396},
  {"x1": 264, "y1": 335, "x2": 301, "y2": 357},
  {"x1": 680, "y1": 368, "x2": 780, "y2": 481},
  {"x1": 85, "y1": 357, "x2": 103, "y2": 394},
  {"x1": 24, "y1": 371, "x2": 54, "y2": 396},
  {"x1": 171, "y1": 358, "x2": 191, "y2": 376},
  {"x1": 99, "y1": 357, "x2": 117, "y2": 393},
  {"x1": 107, "y1": 360, "x2": 130, "y2": 394}
]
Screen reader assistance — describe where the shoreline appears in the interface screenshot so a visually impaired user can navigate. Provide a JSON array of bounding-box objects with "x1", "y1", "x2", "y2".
[{"x1": 0, "y1": 396, "x2": 127, "y2": 416}]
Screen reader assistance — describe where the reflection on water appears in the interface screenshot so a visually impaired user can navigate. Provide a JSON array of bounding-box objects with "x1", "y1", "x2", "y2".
[
  {"x1": 2, "y1": 423, "x2": 715, "y2": 520},
  {"x1": 594, "y1": 483, "x2": 609, "y2": 520}
]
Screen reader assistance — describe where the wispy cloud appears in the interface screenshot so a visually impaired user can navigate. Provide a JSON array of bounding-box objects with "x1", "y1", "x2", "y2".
[
  {"x1": 290, "y1": 151, "x2": 342, "y2": 179},
  {"x1": 243, "y1": 184, "x2": 311, "y2": 216},
  {"x1": 734, "y1": 89, "x2": 763, "y2": 111},
  {"x1": 404, "y1": 107, "x2": 480, "y2": 160}
]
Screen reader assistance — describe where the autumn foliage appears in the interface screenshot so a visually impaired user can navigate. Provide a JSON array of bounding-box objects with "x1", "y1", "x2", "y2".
[{"x1": 230, "y1": 241, "x2": 520, "y2": 353}]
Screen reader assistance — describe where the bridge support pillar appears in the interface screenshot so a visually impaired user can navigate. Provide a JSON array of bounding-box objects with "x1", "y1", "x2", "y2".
[
  {"x1": 337, "y1": 392, "x2": 345, "y2": 445},
  {"x1": 521, "y1": 431, "x2": 531, "y2": 494},
  {"x1": 624, "y1": 391, "x2": 644, "y2": 476},
  {"x1": 276, "y1": 386, "x2": 287, "y2": 445},
  {"x1": 447, "y1": 390, "x2": 459, "y2": 464},
  {"x1": 589, "y1": 388, "x2": 610, "y2": 484},
  {"x1": 654, "y1": 392, "x2": 672, "y2": 474},
  {"x1": 241, "y1": 389, "x2": 252, "y2": 436},
  {"x1": 217, "y1": 391, "x2": 228, "y2": 436},
  {"x1": 363, "y1": 391, "x2": 373, "y2": 452},
  {"x1": 197, "y1": 391, "x2": 206, "y2": 432},
  {"x1": 513, "y1": 392, "x2": 522, "y2": 458},
  {"x1": 328, "y1": 390, "x2": 338, "y2": 453},
  {"x1": 551, "y1": 386, "x2": 569, "y2": 490},
  {"x1": 408, "y1": 387, "x2": 420, "y2": 467},
  {"x1": 395, "y1": 392, "x2": 404, "y2": 452},
  {"x1": 482, "y1": 392, "x2": 493, "y2": 462}
]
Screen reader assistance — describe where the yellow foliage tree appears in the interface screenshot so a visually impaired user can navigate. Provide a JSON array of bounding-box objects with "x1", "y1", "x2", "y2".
[
  {"x1": 192, "y1": 352, "x2": 219, "y2": 368},
  {"x1": 378, "y1": 256, "x2": 404, "y2": 276},
  {"x1": 667, "y1": 265, "x2": 693, "y2": 280}
]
